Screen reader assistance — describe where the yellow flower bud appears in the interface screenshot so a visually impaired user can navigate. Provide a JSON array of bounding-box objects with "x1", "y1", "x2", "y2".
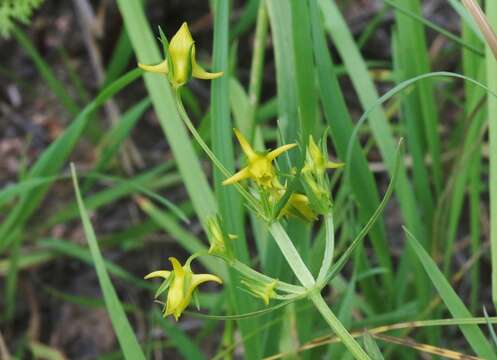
[
  {"x1": 241, "y1": 279, "x2": 278, "y2": 305},
  {"x1": 207, "y1": 217, "x2": 225, "y2": 255},
  {"x1": 145, "y1": 257, "x2": 222, "y2": 320},
  {"x1": 138, "y1": 22, "x2": 223, "y2": 88}
]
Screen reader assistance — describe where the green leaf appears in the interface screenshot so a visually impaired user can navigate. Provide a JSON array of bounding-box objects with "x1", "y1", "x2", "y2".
[
  {"x1": 308, "y1": 0, "x2": 393, "y2": 298},
  {"x1": 325, "y1": 140, "x2": 403, "y2": 284},
  {"x1": 115, "y1": 0, "x2": 217, "y2": 227},
  {"x1": 71, "y1": 164, "x2": 146, "y2": 360},
  {"x1": 0, "y1": 68, "x2": 142, "y2": 253},
  {"x1": 485, "y1": 0, "x2": 497, "y2": 308},
  {"x1": 363, "y1": 332, "x2": 384, "y2": 360},
  {"x1": 404, "y1": 227, "x2": 496, "y2": 359}
]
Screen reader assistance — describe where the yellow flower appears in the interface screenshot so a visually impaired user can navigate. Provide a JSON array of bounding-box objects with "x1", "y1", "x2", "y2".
[
  {"x1": 303, "y1": 136, "x2": 343, "y2": 175},
  {"x1": 145, "y1": 257, "x2": 222, "y2": 320},
  {"x1": 138, "y1": 22, "x2": 223, "y2": 88},
  {"x1": 223, "y1": 129, "x2": 297, "y2": 188}
]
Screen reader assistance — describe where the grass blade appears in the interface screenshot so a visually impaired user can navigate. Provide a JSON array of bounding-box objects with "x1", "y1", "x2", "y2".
[
  {"x1": 484, "y1": 0, "x2": 497, "y2": 308},
  {"x1": 319, "y1": 0, "x2": 425, "y2": 243},
  {"x1": 116, "y1": 0, "x2": 218, "y2": 227},
  {"x1": 404, "y1": 227, "x2": 496, "y2": 359},
  {"x1": 0, "y1": 69, "x2": 142, "y2": 253},
  {"x1": 71, "y1": 163, "x2": 145, "y2": 360},
  {"x1": 211, "y1": 2, "x2": 260, "y2": 358},
  {"x1": 308, "y1": 0, "x2": 393, "y2": 299},
  {"x1": 290, "y1": 0, "x2": 317, "y2": 144}
]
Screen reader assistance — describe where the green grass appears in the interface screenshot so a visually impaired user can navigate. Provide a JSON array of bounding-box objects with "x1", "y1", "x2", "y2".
[
  {"x1": 72, "y1": 164, "x2": 145, "y2": 360},
  {"x1": 4, "y1": 0, "x2": 497, "y2": 358}
]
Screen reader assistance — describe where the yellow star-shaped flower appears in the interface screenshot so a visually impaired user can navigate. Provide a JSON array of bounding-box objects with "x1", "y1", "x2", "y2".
[
  {"x1": 138, "y1": 22, "x2": 223, "y2": 88},
  {"x1": 223, "y1": 129, "x2": 297, "y2": 188},
  {"x1": 145, "y1": 257, "x2": 222, "y2": 320}
]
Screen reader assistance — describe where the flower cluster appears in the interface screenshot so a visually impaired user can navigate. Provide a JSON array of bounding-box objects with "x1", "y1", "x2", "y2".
[
  {"x1": 223, "y1": 128, "x2": 317, "y2": 222},
  {"x1": 141, "y1": 23, "x2": 344, "y2": 321}
]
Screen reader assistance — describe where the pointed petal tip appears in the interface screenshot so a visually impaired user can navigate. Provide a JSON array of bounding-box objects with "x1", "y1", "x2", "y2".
[
  {"x1": 233, "y1": 129, "x2": 257, "y2": 160},
  {"x1": 326, "y1": 161, "x2": 345, "y2": 169},
  {"x1": 193, "y1": 273, "x2": 223, "y2": 287},
  {"x1": 222, "y1": 167, "x2": 251, "y2": 186},
  {"x1": 168, "y1": 257, "x2": 183, "y2": 272},
  {"x1": 144, "y1": 270, "x2": 171, "y2": 280},
  {"x1": 138, "y1": 60, "x2": 169, "y2": 74},
  {"x1": 267, "y1": 143, "x2": 297, "y2": 160}
]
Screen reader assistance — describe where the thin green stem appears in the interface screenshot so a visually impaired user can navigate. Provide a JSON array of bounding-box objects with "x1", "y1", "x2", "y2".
[
  {"x1": 175, "y1": 91, "x2": 231, "y2": 177},
  {"x1": 228, "y1": 258, "x2": 304, "y2": 294},
  {"x1": 317, "y1": 212, "x2": 335, "y2": 285},
  {"x1": 309, "y1": 292, "x2": 370, "y2": 360},
  {"x1": 174, "y1": 92, "x2": 263, "y2": 216}
]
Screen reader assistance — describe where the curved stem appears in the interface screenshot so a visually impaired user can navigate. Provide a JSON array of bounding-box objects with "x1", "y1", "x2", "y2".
[
  {"x1": 174, "y1": 91, "x2": 264, "y2": 217},
  {"x1": 175, "y1": 91, "x2": 231, "y2": 177},
  {"x1": 317, "y1": 212, "x2": 335, "y2": 285},
  {"x1": 228, "y1": 258, "x2": 304, "y2": 294}
]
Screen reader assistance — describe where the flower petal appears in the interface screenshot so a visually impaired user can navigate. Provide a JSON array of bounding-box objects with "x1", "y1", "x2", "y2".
[
  {"x1": 144, "y1": 270, "x2": 171, "y2": 280},
  {"x1": 222, "y1": 167, "x2": 251, "y2": 185},
  {"x1": 169, "y1": 22, "x2": 194, "y2": 53},
  {"x1": 267, "y1": 143, "x2": 297, "y2": 161},
  {"x1": 168, "y1": 22, "x2": 195, "y2": 86},
  {"x1": 169, "y1": 257, "x2": 185, "y2": 277},
  {"x1": 138, "y1": 60, "x2": 168, "y2": 74},
  {"x1": 234, "y1": 128, "x2": 257, "y2": 161},
  {"x1": 191, "y1": 273, "x2": 223, "y2": 289},
  {"x1": 192, "y1": 62, "x2": 223, "y2": 80}
]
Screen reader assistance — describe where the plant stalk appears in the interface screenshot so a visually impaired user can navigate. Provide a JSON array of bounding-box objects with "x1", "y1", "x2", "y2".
[
  {"x1": 269, "y1": 221, "x2": 315, "y2": 288},
  {"x1": 309, "y1": 292, "x2": 370, "y2": 360}
]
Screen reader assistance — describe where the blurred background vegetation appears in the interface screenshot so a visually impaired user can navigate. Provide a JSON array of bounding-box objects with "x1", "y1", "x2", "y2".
[{"x1": 1, "y1": 0, "x2": 497, "y2": 359}]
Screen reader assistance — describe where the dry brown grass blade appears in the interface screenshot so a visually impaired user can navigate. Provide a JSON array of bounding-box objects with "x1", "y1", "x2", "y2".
[
  {"x1": 0, "y1": 328, "x2": 11, "y2": 360},
  {"x1": 372, "y1": 333, "x2": 481, "y2": 360},
  {"x1": 462, "y1": 0, "x2": 497, "y2": 59},
  {"x1": 264, "y1": 315, "x2": 496, "y2": 360}
]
